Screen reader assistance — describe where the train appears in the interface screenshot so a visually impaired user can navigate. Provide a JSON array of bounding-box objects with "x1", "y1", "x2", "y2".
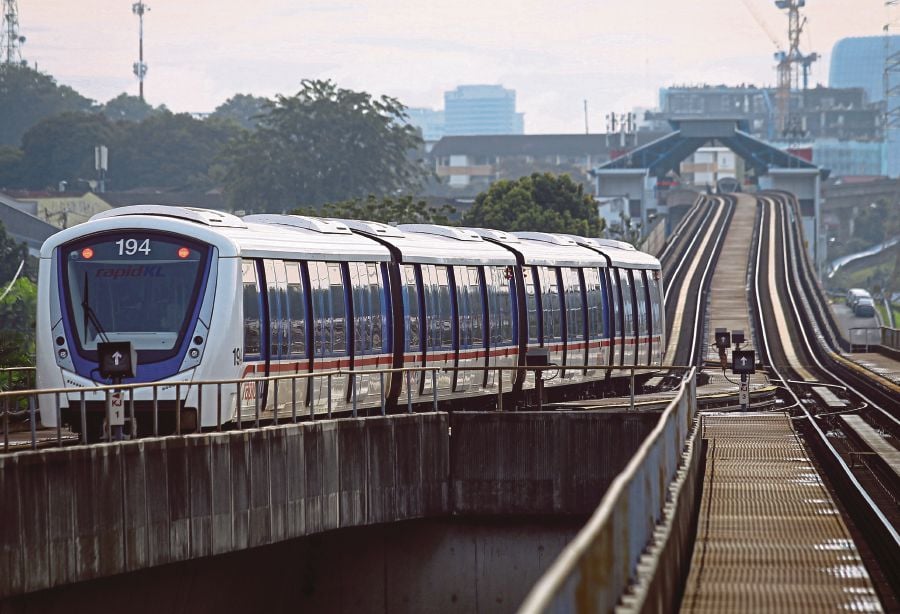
[{"x1": 36, "y1": 205, "x2": 665, "y2": 437}]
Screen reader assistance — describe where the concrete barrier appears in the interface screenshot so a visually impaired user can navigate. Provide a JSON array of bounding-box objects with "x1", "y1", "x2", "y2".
[
  {"x1": 0, "y1": 406, "x2": 659, "y2": 600},
  {"x1": 518, "y1": 371, "x2": 699, "y2": 613}
]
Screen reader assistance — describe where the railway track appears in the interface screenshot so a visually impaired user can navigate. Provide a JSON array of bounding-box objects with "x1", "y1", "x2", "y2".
[
  {"x1": 752, "y1": 191, "x2": 900, "y2": 600},
  {"x1": 657, "y1": 194, "x2": 736, "y2": 376}
]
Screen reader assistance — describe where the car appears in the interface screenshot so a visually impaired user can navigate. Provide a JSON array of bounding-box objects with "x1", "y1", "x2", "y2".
[
  {"x1": 846, "y1": 288, "x2": 870, "y2": 309},
  {"x1": 853, "y1": 297, "x2": 876, "y2": 318}
]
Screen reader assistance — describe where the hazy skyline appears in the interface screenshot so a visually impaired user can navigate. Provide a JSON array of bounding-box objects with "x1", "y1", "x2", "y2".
[{"x1": 15, "y1": 1, "x2": 891, "y2": 133}]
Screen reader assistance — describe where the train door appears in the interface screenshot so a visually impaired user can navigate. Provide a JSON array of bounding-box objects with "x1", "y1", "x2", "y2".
[
  {"x1": 606, "y1": 268, "x2": 623, "y2": 368},
  {"x1": 485, "y1": 265, "x2": 516, "y2": 392},
  {"x1": 521, "y1": 266, "x2": 542, "y2": 392},
  {"x1": 537, "y1": 266, "x2": 564, "y2": 373},
  {"x1": 632, "y1": 270, "x2": 650, "y2": 365},
  {"x1": 307, "y1": 261, "x2": 350, "y2": 414},
  {"x1": 648, "y1": 270, "x2": 664, "y2": 365},
  {"x1": 421, "y1": 264, "x2": 454, "y2": 398},
  {"x1": 562, "y1": 267, "x2": 586, "y2": 380},
  {"x1": 348, "y1": 261, "x2": 390, "y2": 407},
  {"x1": 619, "y1": 269, "x2": 636, "y2": 367},
  {"x1": 398, "y1": 264, "x2": 424, "y2": 402},
  {"x1": 583, "y1": 267, "x2": 606, "y2": 376},
  {"x1": 284, "y1": 261, "x2": 310, "y2": 414},
  {"x1": 239, "y1": 259, "x2": 266, "y2": 420},
  {"x1": 264, "y1": 259, "x2": 294, "y2": 415},
  {"x1": 452, "y1": 265, "x2": 486, "y2": 393}
]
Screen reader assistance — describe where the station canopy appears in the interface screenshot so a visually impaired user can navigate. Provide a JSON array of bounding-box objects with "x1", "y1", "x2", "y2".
[{"x1": 595, "y1": 118, "x2": 828, "y2": 180}]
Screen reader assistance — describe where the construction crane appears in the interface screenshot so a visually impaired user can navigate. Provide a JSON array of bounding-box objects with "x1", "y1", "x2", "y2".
[{"x1": 773, "y1": 0, "x2": 818, "y2": 138}]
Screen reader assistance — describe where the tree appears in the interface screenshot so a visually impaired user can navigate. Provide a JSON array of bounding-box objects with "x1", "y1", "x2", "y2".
[
  {"x1": 0, "y1": 222, "x2": 37, "y2": 368},
  {"x1": 463, "y1": 173, "x2": 604, "y2": 236},
  {"x1": 211, "y1": 93, "x2": 271, "y2": 130},
  {"x1": 0, "y1": 64, "x2": 94, "y2": 146},
  {"x1": 220, "y1": 79, "x2": 428, "y2": 212},
  {"x1": 110, "y1": 111, "x2": 241, "y2": 190},
  {"x1": 293, "y1": 195, "x2": 456, "y2": 225},
  {"x1": 18, "y1": 112, "x2": 120, "y2": 189},
  {"x1": 101, "y1": 93, "x2": 157, "y2": 122},
  {"x1": 0, "y1": 145, "x2": 23, "y2": 188}
]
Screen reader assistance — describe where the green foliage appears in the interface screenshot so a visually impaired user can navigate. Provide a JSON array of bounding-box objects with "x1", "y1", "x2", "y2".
[
  {"x1": 463, "y1": 173, "x2": 604, "y2": 236},
  {"x1": 0, "y1": 64, "x2": 94, "y2": 146},
  {"x1": 293, "y1": 195, "x2": 456, "y2": 225},
  {"x1": 0, "y1": 145, "x2": 23, "y2": 188},
  {"x1": 19, "y1": 112, "x2": 117, "y2": 189},
  {"x1": 101, "y1": 93, "x2": 157, "y2": 122},
  {"x1": 110, "y1": 111, "x2": 241, "y2": 190},
  {"x1": 0, "y1": 277, "x2": 36, "y2": 367},
  {"x1": 0, "y1": 221, "x2": 36, "y2": 281},
  {"x1": 220, "y1": 79, "x2": 428, "y2": 212},
  {"x1": 211, "y1": 94, "x2": 271, "y2": 130}
]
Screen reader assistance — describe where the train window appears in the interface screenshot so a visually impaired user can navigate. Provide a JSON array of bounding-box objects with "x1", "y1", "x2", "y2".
[
  {"x1": 563, "y1": 267, "x2": 585, "y2": 343},
  {"x1": 241, "y1": 259, "x2": 261, "y2": 357},
  {"x1": 524, "y1": 266, "x2": 540, "y2": 344},
  {"x1": 583, "y1": 267, "x2": 603, "y2": 341},
  {"x1": 307, "y1": 261, "x2": 348, "y2": 358},
  {"x1": 487, "y1": 266, "x2": 514, "y2": 347},
  {"x1": 632, "y1": 271, "x2": 648, "y2": 339},
  {"x1": 402, "y1": 264, "x2": 421, "y2": 352},
  {"x1": 538, "y1": 267, "x2": 562, "y2": 343},
  {"x1": 285, "y1": 262, "x2": 306, "y2": 357},
  {"x1": 349, "y1": 261, "x2": 386, "y2": 356},
  {"x1": 469, "y1": 266, "x2": 484, "y2": 348},
  {"x1": 452, "y1": 266, "x2": 484, "y2": 350},
  {"x1": 619, "y1": 269, "x2": 634, "y2": 339}
]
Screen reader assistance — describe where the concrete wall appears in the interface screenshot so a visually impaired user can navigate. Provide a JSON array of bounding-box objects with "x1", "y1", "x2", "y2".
[
  {"x1": 0, "y1": 409, "x2": 660, "y2": 600},
  {"x1": 1, "y1": 518, "x2": 586, "y2": 614}
]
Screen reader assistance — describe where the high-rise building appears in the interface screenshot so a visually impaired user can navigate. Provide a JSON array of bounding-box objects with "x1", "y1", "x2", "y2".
[
  {"x1": 829, "y1": 35, "x2": 900, "y2": 103},
  {"x1": 405, "y1": 107, "x2": 446, "y2": 143},
  {"x1": 443, "y1": 85, "x2": 524, "y2": 136}
]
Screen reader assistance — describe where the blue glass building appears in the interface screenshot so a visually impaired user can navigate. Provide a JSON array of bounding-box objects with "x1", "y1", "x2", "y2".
[
  {"x1": 444, "y1": 85, "x2": 524, "y2": 136},
  {"x1": 829, "y1": 35, "x2": 900, "y2": 103}
]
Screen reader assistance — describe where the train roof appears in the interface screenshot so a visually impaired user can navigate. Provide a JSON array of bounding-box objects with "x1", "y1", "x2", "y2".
[
  {"x1": 470, "y1": 228, "x2": 606, "y2": 267},
  {"x1": 42, "y1": 207, "x2": 392, "y2": 262},
  {"x1": 371, "y1": 224, "x2": 516, "y2": 266},
  {"x1": 562, "y1": 235, "x2": 661, "y2": 270}
]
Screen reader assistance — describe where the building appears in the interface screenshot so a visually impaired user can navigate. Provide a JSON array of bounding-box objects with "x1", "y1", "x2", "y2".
[
  {"x1": 829, "y1": 35, "x2": 900, "y2": 103},
  {"x1": 443, "y1": 85, "x2": 524, "y2": 136},
  {"x1": 680, "y1": 147, "x2": 741, "y2": 187},
  {"x1": 405, "y1": 107, "x2": 446, "y2": 144},
  {"x1": 427, "y1": 132, "x2": 667, "y2": 197}
]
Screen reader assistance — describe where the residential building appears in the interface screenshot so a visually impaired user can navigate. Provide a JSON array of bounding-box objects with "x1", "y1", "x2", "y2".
[{"x1": 680, "y1": 147, "x2": 741, "y2": 187}]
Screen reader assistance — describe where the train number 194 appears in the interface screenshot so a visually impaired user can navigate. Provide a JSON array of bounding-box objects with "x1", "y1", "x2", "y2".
[{"x1": 232, "y1": 347, "x2": 242, "y2": 365}]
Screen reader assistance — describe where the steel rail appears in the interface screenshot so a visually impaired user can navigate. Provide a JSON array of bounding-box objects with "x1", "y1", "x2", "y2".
[{"x1": 753, "y1": 195, "x2": 900, "y2": 549}]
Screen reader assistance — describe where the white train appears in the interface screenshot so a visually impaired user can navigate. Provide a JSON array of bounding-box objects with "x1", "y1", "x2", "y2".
[{"x1": 36, "y1": 206, "x2": 664, "y2": 437}]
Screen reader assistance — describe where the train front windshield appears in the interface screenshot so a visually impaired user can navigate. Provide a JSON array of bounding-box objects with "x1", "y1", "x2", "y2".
[{"x1": 62, "y1": 233, "x2": 209, "y2": 356}]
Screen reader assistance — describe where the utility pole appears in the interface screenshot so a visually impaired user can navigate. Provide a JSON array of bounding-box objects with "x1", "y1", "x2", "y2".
[
  {"x1": 1, "y1": 0, "x2": 26, "y2": 65},
  {"x1": 132, "y1": 2, "x2": 149, "y2": 100}
]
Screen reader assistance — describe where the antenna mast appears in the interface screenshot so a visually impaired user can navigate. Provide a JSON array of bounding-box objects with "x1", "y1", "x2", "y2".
[
  {"x1": 1, "y1": 0, "x2": 26, "y2": 65},
  {"x1": 132, "y1": 1, "x2": 149, "y2": 100},
  {"x1": 773, "y1": 0, "x2": 817, "y2": 139}
]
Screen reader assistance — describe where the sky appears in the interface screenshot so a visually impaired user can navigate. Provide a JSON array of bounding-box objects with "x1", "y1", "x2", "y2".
[{"x1": 15, "y1": 0, "x2": 892, "y2": 134}]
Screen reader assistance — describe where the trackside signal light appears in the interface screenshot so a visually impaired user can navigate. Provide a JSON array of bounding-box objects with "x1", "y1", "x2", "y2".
[
  {"x1": 177, "y1": 247, "x2": 190, "y2": 259},
  {"x1": 81, "y1": 247, "x2": 94, "y2": 259}
]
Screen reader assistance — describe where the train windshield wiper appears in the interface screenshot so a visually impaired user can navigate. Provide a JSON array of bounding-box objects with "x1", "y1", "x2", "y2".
[{"x1": 81, "y1": 272, "x2": 110, "y2": 345}]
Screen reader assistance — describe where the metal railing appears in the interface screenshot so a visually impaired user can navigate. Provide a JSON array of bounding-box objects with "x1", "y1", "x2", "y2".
[
  {"x1": 0, "y1": 363, "x2": 693, "y2": 453},
  {"x1": 881, "y1": 326, "x2": 900, "y2": 352},
  {"x1": 849, "y1": 327, "x2": 882, "y2": 352},
  {"x1": 518, "y1": 368, "x2": 698, "y2": 614}
]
